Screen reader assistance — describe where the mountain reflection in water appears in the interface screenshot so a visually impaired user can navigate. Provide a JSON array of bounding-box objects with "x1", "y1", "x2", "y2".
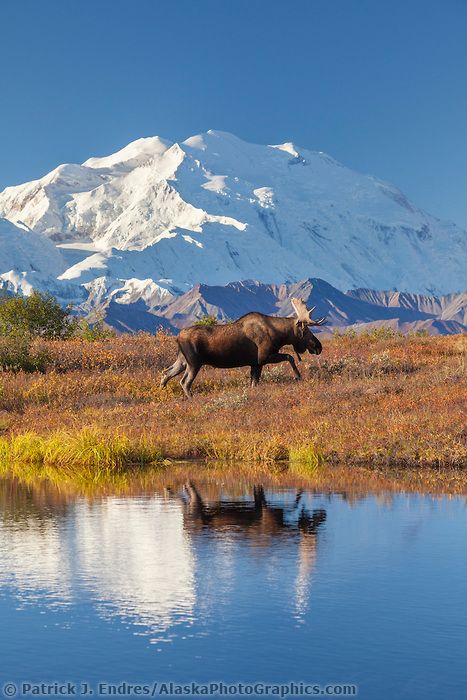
[
  {"x1": 1, "y1": 472, "x2": 467, "y2": 700},
  {"x1": 0, "y1": 478, "x2": 326, "y2": 636}
]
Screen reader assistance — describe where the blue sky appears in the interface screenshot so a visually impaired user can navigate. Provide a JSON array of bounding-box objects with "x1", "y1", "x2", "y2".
[{"x1": 1, "y1": 0, "x2": 466, "y2": 226}]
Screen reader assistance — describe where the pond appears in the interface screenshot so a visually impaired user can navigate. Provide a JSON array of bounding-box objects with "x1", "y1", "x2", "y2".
[{"x1": 0, "y1": 469, "x2": 466, "y2": 699}]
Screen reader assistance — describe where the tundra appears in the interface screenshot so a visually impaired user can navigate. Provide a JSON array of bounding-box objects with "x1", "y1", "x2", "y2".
[{"x1": 161, "y1": 297, "x2": 325, "y2": 398}]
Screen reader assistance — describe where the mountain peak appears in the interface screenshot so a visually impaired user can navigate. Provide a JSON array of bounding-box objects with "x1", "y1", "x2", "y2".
[
  {"x1": 182, "y1": 129, "x2": 242, "y2": 151},
  {"x1": 0, "y1": 130, "x2": 465, "y2": 302},
  {"x1": 83, "y1": 135, "x2": 172, "y2": 171}
]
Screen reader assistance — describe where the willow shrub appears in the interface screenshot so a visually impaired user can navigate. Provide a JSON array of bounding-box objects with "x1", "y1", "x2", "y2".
[{"x1": 0, "y1": 333, "x2": 49, "y2": 373}]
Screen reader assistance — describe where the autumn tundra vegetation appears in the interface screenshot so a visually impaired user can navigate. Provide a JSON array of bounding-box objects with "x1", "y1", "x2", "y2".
[{"x1": 0, "y1": 291, "x2": 465, "y2": 481}]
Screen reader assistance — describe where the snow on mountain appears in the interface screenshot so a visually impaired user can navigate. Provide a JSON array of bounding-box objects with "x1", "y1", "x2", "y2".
[
  {"x1": 82, "y1": 136, "x2": 172, "y2": 173},
  {"x1": 151, "y1": 278, "x2": 466, "y2": 330},
  {"x1": 0, "y1": 129, "x2": 465, "y2": 316},
  {"x1": 95, "y1": 277, "x2": 467, "y2": 336},
  {"x1": 0, "y1": 218, "x2": 67, "y2": 295}
]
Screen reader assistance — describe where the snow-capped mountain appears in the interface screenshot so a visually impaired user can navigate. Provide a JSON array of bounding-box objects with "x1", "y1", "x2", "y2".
[
  {"x1": 0, "y1": 130, "x2": 465, "y2": 313},
  {"x1": 0, "y1": 218, "x2": 66, "y2": 296}
]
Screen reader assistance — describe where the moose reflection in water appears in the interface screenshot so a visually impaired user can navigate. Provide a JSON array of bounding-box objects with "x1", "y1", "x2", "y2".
[
  {"x1": 180, "y1": 482, "x2": 327, "y2": 618},
  {"x1": 2, "y1": 476, "x2": 467, "y2": 698},
  {"x1": 181, "y1": 482, "x2": 327, "y2": 539},
  {"x1": 0, "y1": 477, "x2": 327, "y2": 633}
]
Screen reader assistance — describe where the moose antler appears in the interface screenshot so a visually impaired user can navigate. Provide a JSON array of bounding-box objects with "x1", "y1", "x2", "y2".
[{"x1": 291, "y1": 297, "x2": 326, "y2": 326}]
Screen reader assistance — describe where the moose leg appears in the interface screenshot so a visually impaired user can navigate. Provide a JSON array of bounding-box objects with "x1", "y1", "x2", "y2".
[
  {"x1": 160, "y1": 354, "x2": 186, "y2": 387},
  {"x1": 250, "y1": 365, "x2": 263, "y2": 387},
  {"x1": 293, "y1": 489, "x2": 305, "y2": 508},
  {"x1": 184, "y1": 481, "x2": 205, "y2": 513},
  {"x1": 253, "y1": 485, "x2": 267, "y2": 508},
  {"x1": 180, "y1": 363, "x2": 201, "y2": 398},
  {"x1": 262, "y1": 352, "x2": 301, "y2": 380}
]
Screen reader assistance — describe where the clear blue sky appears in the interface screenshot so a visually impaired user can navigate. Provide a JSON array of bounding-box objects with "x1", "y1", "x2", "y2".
[{"x1": 1, "y1": 0, "x2": 467, "y2": 226}]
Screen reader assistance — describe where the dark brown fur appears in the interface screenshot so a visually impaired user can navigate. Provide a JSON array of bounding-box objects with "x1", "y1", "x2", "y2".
[{"x1": 161, "y1": 312, "x2": 322, "y2": 397}]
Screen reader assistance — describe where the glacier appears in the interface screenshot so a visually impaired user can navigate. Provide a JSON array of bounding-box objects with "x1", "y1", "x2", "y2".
[{"x1": 0, "y1": 129, "x2": 465, "y2": 323}]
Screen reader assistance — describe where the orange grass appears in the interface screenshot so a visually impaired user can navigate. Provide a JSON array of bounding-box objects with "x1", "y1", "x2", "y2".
[{"x1": 0, "y1": 331, "x2": 465, "y2": 470}]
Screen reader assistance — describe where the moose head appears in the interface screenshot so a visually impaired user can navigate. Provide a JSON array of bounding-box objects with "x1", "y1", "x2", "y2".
[{"x1": 291, "y1": 297, "x2": 326, "y2": 356}]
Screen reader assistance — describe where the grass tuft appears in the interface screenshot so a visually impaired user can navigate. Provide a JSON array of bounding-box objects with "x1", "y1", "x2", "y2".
[
  {"x1": 0, "y1": 428, "x2": 164, "y2": 481},
  {"x1": 289, "y1": 444, "x2": 324, "y2": 472}
]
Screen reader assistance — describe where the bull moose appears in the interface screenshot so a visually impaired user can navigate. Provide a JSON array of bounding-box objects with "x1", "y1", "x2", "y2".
[{"x1": 160, "y1": 297, "x2": 326, "y2": 397}]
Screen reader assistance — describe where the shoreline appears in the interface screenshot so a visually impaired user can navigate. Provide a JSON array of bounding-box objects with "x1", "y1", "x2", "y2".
[
  {"x1": 1, "y1": 458, "x2": 467, "y2": 497},
  {"x1": 0, "y1": 424, "x2": 465, "y2": 472}
]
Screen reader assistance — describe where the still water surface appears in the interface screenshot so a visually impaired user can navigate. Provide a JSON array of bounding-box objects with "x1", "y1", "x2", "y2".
[{"x1": 0, "y1": 474, "x2": 466, "y2": 699}]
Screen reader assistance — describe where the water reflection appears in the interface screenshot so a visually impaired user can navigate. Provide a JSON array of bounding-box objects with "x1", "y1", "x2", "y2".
[
  {"x1": 181, "y1": 483, "x2": 326, "y2": 538},
  {"x1": 75, "y1": 497, "x2": 196, "y2": 636},
  {"x1": 0, "y1": 477, "x2": 327, "y2": 637},
  {"x1": 0, "y1": 480, "x2": 73, "y2": 605},
  {"x1": 1, "y1": 472, "x2": 467, "y2": 700},
  {"x1": 181, "y1": 482, "x2": 326, "y2": 620}
]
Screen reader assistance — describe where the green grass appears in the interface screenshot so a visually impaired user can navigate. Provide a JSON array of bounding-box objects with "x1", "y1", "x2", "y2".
[
  {"x1": 0, "y1": 428, "x2": 164, "y2": 482},
  {"x1": 289, "y1": 444, "x2": 324, "y2": 472}
]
